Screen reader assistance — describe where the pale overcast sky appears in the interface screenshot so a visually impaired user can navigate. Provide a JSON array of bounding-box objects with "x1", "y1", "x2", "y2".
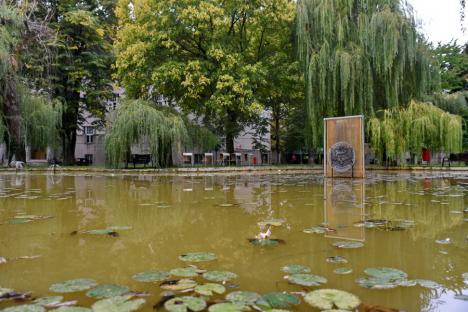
[{"x1": 407, "y1": 0, "x2": 467, "y2": 45}]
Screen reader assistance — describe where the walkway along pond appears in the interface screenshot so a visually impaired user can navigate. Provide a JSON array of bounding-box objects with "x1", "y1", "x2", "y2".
[{"x1": 0, "y1": 172, "x2": 467, "y2": 311}]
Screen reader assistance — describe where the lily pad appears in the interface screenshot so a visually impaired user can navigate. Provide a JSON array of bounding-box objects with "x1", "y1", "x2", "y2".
[
  {"x1": 1, "y1": 305, "x2": 45, "y2": 312},
  {"x1": 435, "y1": 238, "x2": 451, "y2": 245},
  {"x1": 86, "y1": 284, "x2": 130, "y2": 299},
  {"x1": 160, "y1": 279, "x2": 197, "y2": 291},
  {"x1": 414, "y1": 279, "x2": 441, "y2": 289},
  {"x1": 108, "y1": 226, "x2": 132, "y2": 231},
  {"x1": 396, "y1": 280, "x2": 417, "y2": 287},
  {"x1": 170, "y1": 267, "x2": 199, "y2": 278},
  {"x1": 83, "y1": 229, "x2": 116, "y2": 235},
  {"x1": 303, "y1": 227, "x2": 325, "y2": 234},
  {"x1": 364, "y1": 268, "x2": 407, "y2": 280},
  {"x1": 50, "y1": 308, "x2": 91, "y2": 312},
  {"x1": 304, "y1": 289, "x2": 360, "y2": 310},
  {"x1": 91, "y1": 295, "x2": 145, "y2": 312},
  {"x1": 257, "y1": 219, "x2": 285, "y2": 227},
  {"x1": 132, "y1": 271, "x2": 170, "y2": 282},
  {"x1": 257, "y1": 293, "x2": 300, "y2": 308},
  {"x1": 179, "y1": 252, "x2": 217, "y2": 262},
  {"x1": 326, "y1": 256, "x2": 348, "y2": 264},
  {"x1": 0, "y1": 288, "x2": 14, "y2": 297},
  {"x1": 285, "y1": 274, "x2": 327, "y2": 287},
  {"x1": 195, "y1": 283, "x2": 226, "y2": 296},
  {"x1": 249, "y1": 239, "x2": 279, "y2": 247},
  {"x1": 203, "y1": 271, "x2": 238, "y2": 282},
  {"x1": 164, "y1": 296, "x2": 206, "y2": 312},
  {"x1": 226, "y1": 291, "x2": 261, "y2": 304},
  {"x1": 208, "y1": 303, "x2": 249, "y2": 312},
  {"x1": 334, "y1": 268, "x2": 352, "y2": 275},
  {"x1": 50, "y1": 278, "x2": 97, "y2": 293},
  {"x1": 6, "y1": 219, "x2": 33, "y2": 224},
  {"x1": 355, "y1": 277, "x2": 398, "y2": 289},
  {"x1": 281, "y1": 264, "x2": 311, "y2": 274},
  {"x1": 332, "y1": 241, "x2": 363, "y2": 249},
  {"x1": 33, "y1": 296, "x2": 63, "y2": 306}
]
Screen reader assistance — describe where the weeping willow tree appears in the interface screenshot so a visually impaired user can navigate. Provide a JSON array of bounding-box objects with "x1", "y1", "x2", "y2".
[
  {"x1": 367, "y1": 101, "x2": 463, "y2": 164},
  {"x1": 105, "y1": 99, "x2": 188, "y2": 168},
  {"x1": 18, "y1": 86, "x2": 62, "y2": 150},
  {"x1": 297, "y1": 0, "x2": 438, "y2": 147}
]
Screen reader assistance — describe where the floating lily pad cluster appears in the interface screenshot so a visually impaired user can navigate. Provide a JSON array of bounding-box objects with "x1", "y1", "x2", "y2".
[
  {"x1": 356, "y1": 267, "x2": 441, "y2": 290},
  {"x1": 354, "y1": 219, "x2": 416, "y2": 231}
]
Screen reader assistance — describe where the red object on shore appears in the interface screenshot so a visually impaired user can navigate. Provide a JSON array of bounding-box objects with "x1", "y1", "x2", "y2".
[
  {"x1": 253, "y1": 156, "x2": 257, "y2": 165},
  {"x1": 422, "y1": 148, "x2": 430, "y2": 162}
]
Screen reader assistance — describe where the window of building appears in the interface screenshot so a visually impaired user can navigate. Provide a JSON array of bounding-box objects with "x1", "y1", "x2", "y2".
[
  {"x1": 85, "y1": 126, "x2": 95, "y2": 135},
  {"x1": 86, "y1": 135, "x2": 94, "y2": 144}
]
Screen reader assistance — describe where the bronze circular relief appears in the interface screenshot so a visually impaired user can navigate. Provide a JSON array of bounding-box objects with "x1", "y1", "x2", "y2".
[{"x1": 329, "y1": 142, "x2": 355, "y2": 172}]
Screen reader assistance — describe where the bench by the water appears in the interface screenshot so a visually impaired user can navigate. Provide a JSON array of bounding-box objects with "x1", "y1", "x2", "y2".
[
  {"x1": 442, "y1": 152, "x2": 468, "y2": 166},
  {"x1": 131, "y1": 154, "x2": 151, "y2": 168}
]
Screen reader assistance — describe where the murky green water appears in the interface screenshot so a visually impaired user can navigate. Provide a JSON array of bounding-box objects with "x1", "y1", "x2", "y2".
[{"x1": 0, "y1": 172, "x2": 467, "y2": 311}]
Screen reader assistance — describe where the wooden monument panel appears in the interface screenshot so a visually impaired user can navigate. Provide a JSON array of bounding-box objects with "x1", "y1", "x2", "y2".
[{"x1": 324, "y1": 116, "x2": 365, "y2": 178}]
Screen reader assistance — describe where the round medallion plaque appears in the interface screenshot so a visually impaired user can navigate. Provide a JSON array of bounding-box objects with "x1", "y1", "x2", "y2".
[{"x1": 330, "y1": 142, "x2": 355, "y2": 172}]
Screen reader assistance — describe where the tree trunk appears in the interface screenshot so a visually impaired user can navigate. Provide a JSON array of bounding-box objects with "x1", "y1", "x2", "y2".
[
  {"x1": 3, "y1": 75, "x2": 25, "y2": 162},
  {"x1": 225, "y1": 110, "x2": 237, "y2": 154},
  {"x1": 62, "y1": 129, "x2": 77, "y2": 165}
]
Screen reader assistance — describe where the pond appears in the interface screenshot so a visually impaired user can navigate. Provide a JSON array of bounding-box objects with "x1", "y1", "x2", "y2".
[{"x1": 0, "y1": 172, "x2": 467, "y2": 311}]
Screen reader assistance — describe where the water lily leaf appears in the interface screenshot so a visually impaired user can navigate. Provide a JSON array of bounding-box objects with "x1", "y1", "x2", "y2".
[
  {"x1": 364, "y1": 268, "x2": 407, "y2": 280},
  {"x1": 396, "y1": 280, "x2": 417, "y2": 287},
  {"x1": 86, "y1": 284, "x2": 129, "y2": 299},
  {"x1": 281, "y1": 265, "x2": 310, "y2": 274},
  {"x1": 132, "y1": 271, "x2": 170, "y2": 282},
  {"x1": 304, "y1": 289, "x2": 360, "y2": 310},
  {"x1": 326, "y1": 256, "x2": 348, "y2": 264},
  {"x1": 82, "y1": 229, "x2": 115, "y2": 235},
  {"x1": 91, "y1": 295, "x2": 145, "y2": 312},
  {"x1": 50, "y1": 278, "x2": 97, "y2": 293},
  {"x1": 248, "y1": 239, "x2": 279, "y2": 247},
  {"x1": 194, "y1": 283, "x2": 225, "y2": 296},
  {"x1": 355, "y1": 277, "x2": 398, "y2": 289},
  {"x1": 164, "y1": 296, "x2": 206, "y2": 312},
  {"x1": 257, "y1": 219, "x2": 285, "y2": 227},
  {"x1": 179, "y1": 252, "x2": 217, "y2": 262},
  {"x1": 258, "y1": 293, "x2": 300, "y2": 308},
  {"x1": 33, "y1": 296, "x2": 63, "y2": 306},
  {"x1": 50, "y1": 308, "x2": 91, "y2": 312},
  {"x1": 203, "y1": 271, "x2": 238, "y2": 282},
  {"x1": 303, "y1": 227, "x2": 325, "y2": 234},
  {"x1": 6, "y1": 219, "x2": 33, "y2": 224},
  {"x1": 1, "y1": 304, "x2": 45, "y2": 312},
  {"x1": 108, "y1": 226, "x2": 132, "y2": 231},
  {"x1": 332, "y1": 241, "x2": 363, "y2": 249},
  {"x1": 226, "y1": 291, "x2": 261, "y2": 304},
  {"x1": 285, "y1": 274, "x2": 327, "y2": 287},
  {"x1": 334, "y1": 268, "x2": 352, "y2": 275},
  {"x1": 160, "y1": 279, "x2": 197, "y2": 291},
  {"x1": 208, "y1": 303, "x2": 249, "y2": 312},
  {"x1": 170, "y1": 267, "x2": 199, "y2": 278},
  {"x1": 414, "y1": 279, "x2": 441, "y2": 289}
]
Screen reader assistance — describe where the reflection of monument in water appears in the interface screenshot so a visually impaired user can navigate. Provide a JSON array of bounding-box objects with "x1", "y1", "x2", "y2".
[{"x1": 324, "y1": 178, "x2": 365, "y2": 242}]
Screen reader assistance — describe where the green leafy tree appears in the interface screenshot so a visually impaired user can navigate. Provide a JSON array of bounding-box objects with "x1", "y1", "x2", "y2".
[
  {"x1": 297, "y1": 0, "x2": 438, "y2": 148},
  {"x1": 433, "y1": 41, "x2": 468, "y2": 93},
  {"x1": 115, "y1": 0, "x2": 297, "y2": 153}
]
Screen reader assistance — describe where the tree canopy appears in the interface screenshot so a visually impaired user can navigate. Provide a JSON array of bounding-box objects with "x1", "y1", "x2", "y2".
[
  {"x1": 297, "y1": 0, "x2": 438, "y2": 147},
  {"x1": 114, "y1": 0, "x2": 297, "y2": 153}
]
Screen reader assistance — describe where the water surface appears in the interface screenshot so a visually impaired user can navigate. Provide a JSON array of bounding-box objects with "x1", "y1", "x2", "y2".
[{"x1": 0, "y1": 172, "x2": 467, "y2": 311}]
